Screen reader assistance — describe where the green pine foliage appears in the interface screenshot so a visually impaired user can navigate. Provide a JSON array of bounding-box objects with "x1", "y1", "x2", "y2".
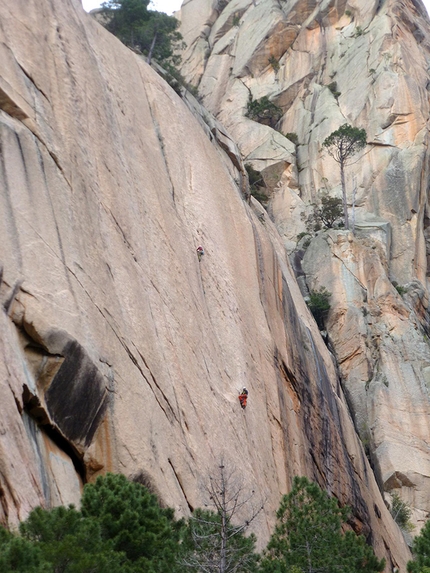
[
  {"x1": 323, "y1": 124, "x2": 367, "y2": 163},
  {"x1": 0, "y1": 527, "x2": 47, "y2": 573},
  {"x1": 390, "y1": 493, "x2": 413, "y2": 532},
  {"x1": 0, "y1": 474, "x2": 184, "y2": 573},
  {"x1": 307, "y1": 287, "x2": 331, "y2": 329},
  {"x1": 408, "y1": 519, "x2": 430, "y2": 573},
  {"x1": 260, "y1": 476, "x2": 385, "y2": 573},
  {"x1": 101, "y1": 0, "x2": 185, "y2": 65},
  {"x1": 0, "y1": 474, "x2": 390, "y2": 573},
  {"x1": 81, "y1": 473, "x2": 184, "y2": 571},
  {"x1": 19, "y1": 505, "x2": 126, "y2": 573},
  {"x1": 246, "y1": 95, "x2": 283, "y2": 128}
]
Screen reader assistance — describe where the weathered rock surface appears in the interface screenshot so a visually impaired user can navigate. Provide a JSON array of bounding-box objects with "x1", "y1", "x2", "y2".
[
  {"x1": 0, "y1": 0, "x2": 412, "y2": 567},
  {"x1": 179, "y1": 0, "x2": 430, "y2": 537}
]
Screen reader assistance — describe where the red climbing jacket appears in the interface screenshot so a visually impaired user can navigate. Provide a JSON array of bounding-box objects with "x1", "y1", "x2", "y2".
[{"x1": 238, "y1": 393, "x2": 247, "y2": 409}]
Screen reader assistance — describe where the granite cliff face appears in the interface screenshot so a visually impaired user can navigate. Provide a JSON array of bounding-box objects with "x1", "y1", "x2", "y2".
[
  {"x1": 179, "y1": 0, "x2": 430, "y2": 537},
  {"x1": 0, "y1": 0, "x2": 418, "y2": 568}
]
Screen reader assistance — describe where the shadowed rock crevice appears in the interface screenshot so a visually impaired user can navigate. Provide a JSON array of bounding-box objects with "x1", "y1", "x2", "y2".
[
  {"x1": 0, "y1": 87, "x2": 28, "y2": 120},
  {"x1": 22, "y1": 389, "x2": 86, "y2": 482},
  {"x1": 45, "y1": 340, "x2": 109, "y2": 447}
]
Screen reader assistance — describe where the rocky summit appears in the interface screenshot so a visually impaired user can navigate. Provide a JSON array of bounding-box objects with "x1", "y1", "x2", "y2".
[{"x1": 0, "y1": 0, "x2": 429, "y2": 568}]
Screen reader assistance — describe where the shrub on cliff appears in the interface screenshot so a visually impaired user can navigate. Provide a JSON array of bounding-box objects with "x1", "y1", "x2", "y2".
[
  {"x1": 390, "y1": 492, "x2": 413, "y2": 532},
  {"x1": 259, "y1": 476, "x2": 385, "y2": 573},
  {"x1": 245, "y1": 163, "x2": 268, "y2": 204},
  {"x1": 307, "y1": 287, "x2": 331, "y2": 329},
  {"x1": 313, "y1": 195, "x2": 343, "y2": 229},
  {"x1": 246, "y1": 94, "x2": 283, "y2": 128}
]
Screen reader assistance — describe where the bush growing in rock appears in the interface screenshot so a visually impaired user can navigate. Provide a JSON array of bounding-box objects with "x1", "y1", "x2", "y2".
[
  {"x1": 285, "y1": 132, "x2": 299, "y2": 144},
  {"x1": 307, "y1": 287, "x2": 332, "y2": 328},
  {"x1": 390, "y1": 492, "x2": 413, "y2": 532},
  {"x1": 245, "y1": 163, "x2": 268, "y2": 204},
  {"x1": 246, "y1": 95, "x2": 283, "y2": 128},
  {"x1": 311, "y1": 195, "x2": 343, "y2": 229}
]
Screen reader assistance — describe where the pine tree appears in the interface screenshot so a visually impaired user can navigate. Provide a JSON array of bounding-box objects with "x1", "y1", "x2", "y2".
[
  {"x1": 101, "y1": 0, "x2": 184, "y2": 65},
  {"x1": 260, "y1": 476, "x2": 385, "y2": 573},
  {"x1": 81, "y1": 472, "x2": 184, "y2": 571},
  {"x1": 19, "y1": 505, "x2": 126, "y2": 573},
  {"x1": 408, "y1": 519, "x2": 430, "y2": 573},
  {"x1": 0, "y1": 526, "x2": 47, "y2": 573},
  {"x1": 322, "y1": 124, "x2": 366, "y2": 230}
]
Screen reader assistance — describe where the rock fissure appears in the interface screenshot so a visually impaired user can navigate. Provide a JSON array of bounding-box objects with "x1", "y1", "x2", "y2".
[{"x1": 168, "y1": 458, "x2": 194, "y2": 512}]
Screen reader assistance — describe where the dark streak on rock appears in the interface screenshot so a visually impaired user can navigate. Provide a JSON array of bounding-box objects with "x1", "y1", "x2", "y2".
[
  {"x1": 23, "y1": 387, "x2": 86, "y2": 482},
  {"x1": 45, "y1": 340, "x2": 109, "y2": 447},
  {"x1": 3, "y1": 279, "x2": 22, "y2": 314},
  {"x1": 273, "y1": 263, "x2": 372, "y2": 537}
]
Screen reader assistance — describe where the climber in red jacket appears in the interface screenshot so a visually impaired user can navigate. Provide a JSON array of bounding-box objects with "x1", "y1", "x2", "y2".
[
  {"x1": 196, "y1": 246, "x2": 204, "y2": 261},
  {"x1": 238, "y1": 387, "x2": 248, "y2": 409}
]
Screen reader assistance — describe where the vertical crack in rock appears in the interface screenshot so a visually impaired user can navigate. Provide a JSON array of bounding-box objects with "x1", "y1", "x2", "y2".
[
  {"x1": 133, "y1": 343, "x2": 180, "y2": 425},
  {"x1": 168, "y1": 457, "x2": 194, "y2": 512},
  {"x1": 141, "y1": 74, "x2": 176, "y2": 203}
]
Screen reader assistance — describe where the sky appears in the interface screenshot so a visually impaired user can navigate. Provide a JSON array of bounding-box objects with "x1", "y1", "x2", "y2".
[{"x1": 82, "y1": 0, "x2": 183, "y2": 14}]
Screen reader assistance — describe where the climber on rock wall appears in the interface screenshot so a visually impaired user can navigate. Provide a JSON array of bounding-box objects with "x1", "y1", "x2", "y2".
[
  {"x1": 197, "y1": 246, "x2": 204, "y2": 261},
  {"x1": 238, "y1": 387, "x2": 248, "y2": 409}
]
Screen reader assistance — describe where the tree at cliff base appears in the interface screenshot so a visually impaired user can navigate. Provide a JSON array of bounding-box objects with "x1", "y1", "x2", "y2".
[
  {"x1": 259, "y1": 476, "x2": 385, "y2": 573},
  {"x1": 0, "y1": 473, "x2": 184, "y2": 573},
  {"x1": 81, "y1": 473, "x2": 184, "y2": 571},
  {"x1": 182, "y1": 462, "x2": 261, "y2": 573}
]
